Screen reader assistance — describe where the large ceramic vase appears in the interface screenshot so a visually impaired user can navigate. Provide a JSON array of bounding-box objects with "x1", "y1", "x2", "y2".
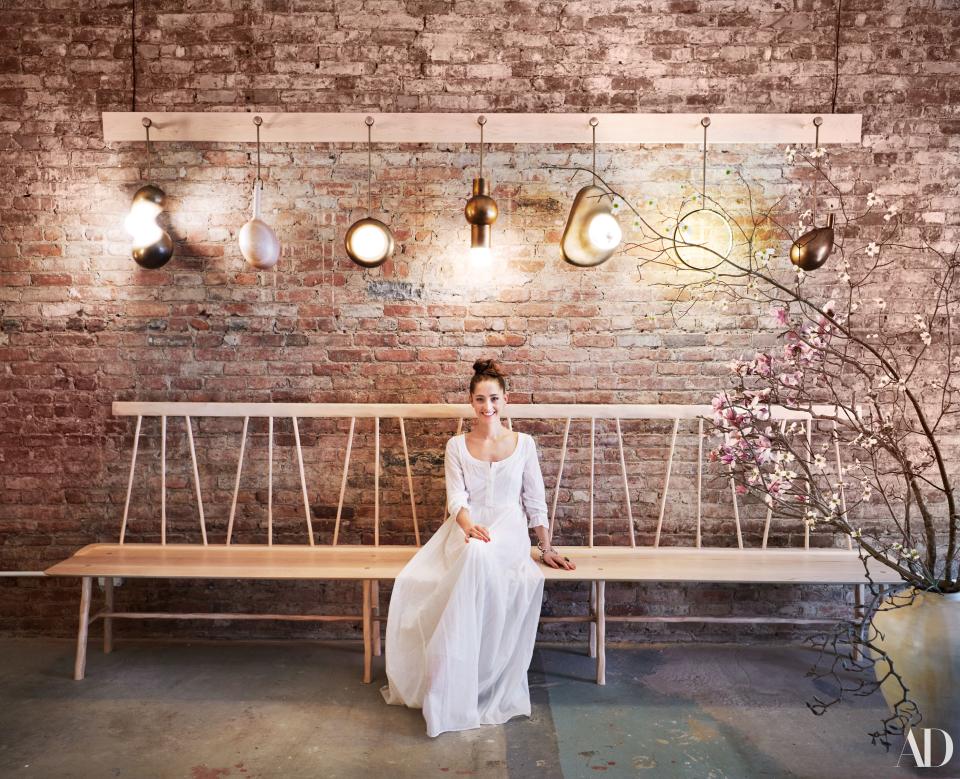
[{"x1": 870, "y1": 589, "x2": 960, "y2": 734}]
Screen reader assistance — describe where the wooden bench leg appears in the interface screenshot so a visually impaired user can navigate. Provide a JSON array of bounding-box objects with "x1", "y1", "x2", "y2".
[
  {"x1": 74, "y1": 577, "x2": 92, "y2": 681},
  {"x1": 589, "y1": 581, "x2": 597, "y2": 658},
  {"x1": 595, "y1": 580, "x2": 606, "y2": 686},
  {"x1": 372, "y1": 579, "x2": 381, "y2": 657},
  {"x1": 362, "y1": 580, "x2": 372, "y2": 684},
  {"x1": 852, "y1": 583, "x2": 864, "y2": 662},
  {"x1": 103, "y1": 577, "x2": 114, "y2": 654}
]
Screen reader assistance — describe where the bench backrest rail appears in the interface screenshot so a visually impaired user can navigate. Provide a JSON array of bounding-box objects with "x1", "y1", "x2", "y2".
[{"x1": 113, "y1": 401, "x2": 848, "y2": 551}]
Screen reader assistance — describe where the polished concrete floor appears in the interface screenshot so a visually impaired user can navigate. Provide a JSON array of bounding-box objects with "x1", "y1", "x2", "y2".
[{"x1": 0, "y1": 637, "x2": 947, "y2": 778}]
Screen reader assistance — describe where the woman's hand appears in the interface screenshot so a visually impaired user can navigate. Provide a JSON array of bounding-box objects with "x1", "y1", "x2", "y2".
[
  {"x1": 541, "y1": 549, "x2": 576, "y2": 570},
  {"x1": 463, "y1": 523, "x2": 491, "y2": 543}
]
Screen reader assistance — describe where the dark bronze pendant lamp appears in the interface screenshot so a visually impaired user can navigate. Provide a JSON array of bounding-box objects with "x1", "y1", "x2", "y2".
[
  {"x1": 345, "y1": 117, "x2": 395, "y2": 267},
  {"x1": 125, "y1": 117, "x2": 174, "y2": 269},
  {"x1": 463, "y1": 115, "x2": 498, "y2": 265},
  {"x1": 671, "y1": 117, "x2": 733, "y2": 271},
  {"x1": 790, "y1": 116, "x2": 835, "y2": 271},
  {"x1": 239, "y1": 116, "x2": 281, "y2": 270},
  {"x1": 561, "y1": 117, "x2": 622, "y2": 267}
]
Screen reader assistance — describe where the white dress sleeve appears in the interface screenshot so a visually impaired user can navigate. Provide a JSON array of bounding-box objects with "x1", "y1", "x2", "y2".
[
  {"x1": 444, "y1": 436, "x2": 470, "y2": 521},
  {"x1": 521, "y1": 435, "x2": 549, "y2": 529}
]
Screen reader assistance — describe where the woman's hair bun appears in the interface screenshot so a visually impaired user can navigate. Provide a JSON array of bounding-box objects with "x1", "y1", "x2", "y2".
[
  {"x1": 470, "y1": 358, "x2": 507, "y2": 393},
  {"x1": 472, "y1": 358, "x2": 499, "y2": 375}
]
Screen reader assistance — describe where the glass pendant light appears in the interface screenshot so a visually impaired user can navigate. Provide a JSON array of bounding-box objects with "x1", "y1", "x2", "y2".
[
  {"x1": 125, "y1": 118, "x2": 174, "y2": 269},
  {"x1": 672, "y1": 117, "x2": 733, "y2": 272},
  {"x1": 790, "y1": 116, "x2": 835, "y2": 271},
  {"x1": 345, "y1": 116, "x2": 395, "y2": 268},
  {"x1": 561, "y1": 117, "x2": 622, "y2": 267},
  {"x1": 464, "y1": 115, "x2": 498, "y2": 265},
  {"x1": 239, "y1": 116, "x2": 281, "y2": 270}
]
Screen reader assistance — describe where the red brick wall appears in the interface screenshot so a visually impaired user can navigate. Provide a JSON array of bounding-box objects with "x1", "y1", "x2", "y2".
[{"x1": 2, "y1": 1, "x2": 958, "y2": 639}]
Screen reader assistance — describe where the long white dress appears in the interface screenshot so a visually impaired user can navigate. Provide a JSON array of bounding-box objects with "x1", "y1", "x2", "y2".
[{"x1": 381, "y1": 432, "x2": 548, "y2": 737}]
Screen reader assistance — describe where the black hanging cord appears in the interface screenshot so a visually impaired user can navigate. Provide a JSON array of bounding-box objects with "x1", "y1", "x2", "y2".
[
  {"x1": 254, "y1": 116, "x2": 263, "y2": 185},
  {"x1": 830, "y1": 0, "x2": 843, "y2": 113},
  {"x1": 131, "y1": 0, "x2": 137, "y2": 112},
  {"x1": 590, "y1": 116, "x2": 598, "y2": 184},
  {"x1": 701, "y1": 117, "x2": 710, "y2": 203},
  {"x1": 365, "y1": 116, "x2": 374, "y2": 214},
  {"x1": 478, "y1": 115, "x2": 486, "y2": 179},
  {"x1": 813, "y1": 116, "x2": 822, "y2": 224}
]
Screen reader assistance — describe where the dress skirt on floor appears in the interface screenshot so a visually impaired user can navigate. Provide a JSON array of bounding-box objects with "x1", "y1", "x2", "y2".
[{"x1": 381, "y1": 432, "x2": 549, "y2": 737}]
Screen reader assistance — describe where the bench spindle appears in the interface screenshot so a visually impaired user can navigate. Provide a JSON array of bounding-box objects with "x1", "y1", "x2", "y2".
[
  {"x1": 119, "y1": 415, "x2": 142, "y2": 544},
  {"x1": 654, "y1": 418, "x2": 680, "y2": 547},
  {"x1": 333, "y1": 417, "x2": 356, "y2": 546},
  {"x1": 161, "y1": 415, "x2": 167, "y2": 545},
  {"x1": 185, "y1": 416, "x2": 208, "y2": 546},
  {"x1": 833, "y1": 420, "x2": 853, "y2": 551},
  {"x1": 226, "y1": 416, "x2": 250, "y2": 545},
  {"x1": 374, "y1": 416, "x2": 380, "y2": 547},
  {"x1": 292, "y1": 417, "x2": 315, "y2": 546},
  {"x1": 398, "y1": 418, "x2": 420, "y2": 546},
  {"x1": 615, "y1": 418, "x2": 635, "y2": 548},
  {"x1": 697, "y1": 418, "x2": 704, "y2": 548},
  {"x1": 549, "y1": 417, "x2": 572, "y2": 539},
  {"x1": 761, "y1": 419, "x2": 788, "y2": 549},
  {"x1": 589, "y1": 417, "x2": 595, "y2": 548},
  {"x1": 268, "y1": 416, "x2": 274, "y2": 546}
]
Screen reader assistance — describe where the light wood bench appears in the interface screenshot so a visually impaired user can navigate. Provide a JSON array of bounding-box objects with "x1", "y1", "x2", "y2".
[{"x1": 45, "y1": 402, "x2": 899, "y2": 684}]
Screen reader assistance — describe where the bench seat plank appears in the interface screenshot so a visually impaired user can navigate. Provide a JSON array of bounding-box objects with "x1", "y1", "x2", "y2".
[{"x1": 46, "y1": 543, "x2": 900, "y2": 585}]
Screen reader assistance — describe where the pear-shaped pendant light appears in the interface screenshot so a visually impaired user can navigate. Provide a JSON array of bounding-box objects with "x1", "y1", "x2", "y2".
[
  {"x1": 125, "y1": 118, "x2": 174, "y2": 269},
  {"x1": 239, "y1": 116, "x2": 281, "y2": 270},
  {"x1": 561, "y1": 117, "x2": 622, "y2": 267},
  {"x1": 345, "y1": 117, "x2": 395, "y2": 268},
  {"x1": 463, "y1": 115, "x2": 498, "y2": 266},
  {"x1": 672, "y1": 117, "x2": 733, "y2": 272},
  {"x1": 790, "y1": 116, "x2": 835, "y2": 272}
]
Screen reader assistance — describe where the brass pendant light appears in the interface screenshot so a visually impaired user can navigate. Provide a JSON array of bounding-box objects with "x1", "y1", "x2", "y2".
[
  {"x1": 125, "y1": 118, "x2": 174, "y2": 269},
  {"x1": 463, "y1": 115, "x2": 498, "y2": 265},
  {"x1": 345, "y1": 116, "x2": 395, "y2": 268},
  {"x1": 790, "y1": 117, "x2": 835, "y2": 272},
  {"x1": 672, "y1": 117, "x2": 733, "y2": 272},
  {"x1": 561, "y1": 117, "x2": 622, "y2": 267},
  {"x1": 239, "y1": 116, "x2": 281, "y2": 270}
]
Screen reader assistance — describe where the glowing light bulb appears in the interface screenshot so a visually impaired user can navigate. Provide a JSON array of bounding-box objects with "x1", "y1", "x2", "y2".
[
  {"x1": 345, "y1": 217, "x2": 394, "y2": 268},
  {"x1": 469, "y1": 246, "x2": 492, "y2": 266},
  {"x1": 586, "y1": 212, "x2": 622, "y2": 251},
  {"x1": 124, "y1": 198, "x2": 163, "y2": 249},
  {"x1": 351, "y1": 222, "x2": 390, "y2": 263}
]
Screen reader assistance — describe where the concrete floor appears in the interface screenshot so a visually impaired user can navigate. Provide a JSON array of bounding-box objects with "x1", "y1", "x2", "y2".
[{"x1": 0, "y1": 638, "x2": 949, "y2": 779}]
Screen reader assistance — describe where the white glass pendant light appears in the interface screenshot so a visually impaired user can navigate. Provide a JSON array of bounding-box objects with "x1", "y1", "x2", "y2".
[
  {"x1": 463, "y1": 115, "x2": 498, "y2": 266},
  {"x1": 561, "y1": 117, "x2": 622, "y2": 267},
  {"x1": 126, "y1": 118, "x2": 174, "y2": 269},
  {"x1": 345, "y1": 116, "x2": 395, "y2": 268},
  {"x1": 239, "y1": 116, "x2": 281, "y2": 270},
  {"x1": 672, "y1": 117, "x2": 733, "y2": 271}
]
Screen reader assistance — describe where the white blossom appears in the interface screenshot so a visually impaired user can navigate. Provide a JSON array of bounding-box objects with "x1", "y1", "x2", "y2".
[
  {"x1": 785, "y1": 145, "x2": 798, "y2": 163},
  {"x1": 865, "y1": 242, "x2": 880, "y2": 258},
  {"x1": 884, "y1": 203, "x2": 900, "y2": 222},
  {"x1": 866, "y1": 192, "x2": 883, "y2": 207}
]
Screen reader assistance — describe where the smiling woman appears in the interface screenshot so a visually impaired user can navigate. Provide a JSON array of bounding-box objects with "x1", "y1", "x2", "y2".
[{"x1": 381, "y1": 358, "x2": 575, "y2": 737}]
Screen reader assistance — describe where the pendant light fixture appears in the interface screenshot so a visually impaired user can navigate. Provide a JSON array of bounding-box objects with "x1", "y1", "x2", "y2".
[
  {"x1": 672, "y1": 117, "x2": 733, "y2": 272},
  {"x1": 239, "y1": 116, "x2": 281, "y2": 270},
  {"x1": 125, "y1": 118, "x2": 174, "y2": 269},
  {"x1": 345, "y1": 116, "x2": 395, "y2": 268},
  {"x1": 790, "y1": 117, "x2": 835, "y2": 272},
  {"x1": 463, "y1": 115, "x2": 498, "y2": 265},
  {"x1": 561, "y1": 117, "x2": 622, "y2": 267}
]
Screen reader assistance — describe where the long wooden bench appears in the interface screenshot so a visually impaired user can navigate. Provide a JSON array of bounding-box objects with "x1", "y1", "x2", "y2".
[{"x1": 45, "y1": 402, "x2": 900, "y2": 684}]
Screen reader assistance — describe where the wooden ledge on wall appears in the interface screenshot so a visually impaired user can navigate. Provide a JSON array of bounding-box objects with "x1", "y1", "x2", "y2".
[{"x1": 101, "y1": 111, "x2": 863, "y2": 145}]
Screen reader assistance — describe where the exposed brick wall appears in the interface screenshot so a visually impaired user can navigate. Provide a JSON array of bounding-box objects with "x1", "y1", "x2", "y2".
[{"x1": 1, "y1": 1, "x2": 958, "y2": 640}]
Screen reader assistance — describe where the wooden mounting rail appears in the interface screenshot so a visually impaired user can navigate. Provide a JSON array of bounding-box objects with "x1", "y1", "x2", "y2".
[{"x1": 102, "y1": 112, "x2": 863, "y2": 145}]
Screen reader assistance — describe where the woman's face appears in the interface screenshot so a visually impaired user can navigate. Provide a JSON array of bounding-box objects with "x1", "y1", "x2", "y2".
[{"x1": 470, "y1": 379, "x2": 507, "y2": 422}]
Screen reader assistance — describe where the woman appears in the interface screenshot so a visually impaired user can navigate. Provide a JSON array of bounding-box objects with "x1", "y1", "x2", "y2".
[{"x1": 381, "y1": 359, "x2": 576, "y2": 737}]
